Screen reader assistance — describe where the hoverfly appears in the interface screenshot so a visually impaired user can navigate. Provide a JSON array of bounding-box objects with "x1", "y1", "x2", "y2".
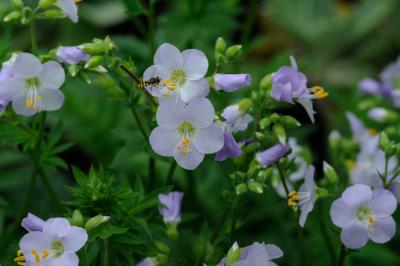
[{"x1": 137, "y1": 76, "x2": 162, "y2": 90}]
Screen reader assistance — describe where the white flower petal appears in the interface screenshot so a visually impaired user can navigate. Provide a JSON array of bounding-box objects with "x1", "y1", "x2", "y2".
[
  {"x1": 181, "y1": 49, "x2": 208, "y2": 80},
  {"x1": 156, "y1": 102, "x2": 185, "y2": 129},
  {"x1": 369, "y1": 188, "x2": 397, "y2": 217},
  {"x1": 296, "y1": 98, "x2": 315, "y2": 123},
  {"x1": 193, "y1": 124, "x2": 224, "y2": 154},
  {"x1": 330, "y1": 198, "x2": 355, "y2": 228},
  {"x1": 39, "y1": 61, "x2": 65, "y2": 90},
  {"x1": 185, "y1": 98, "x2": 214, "y2": 128},
  {"x1": 173, "y1": 144, "x2": 204, "y2": 170},
  {"x1": 143, "y1": 64, "x2": 169, "y2": 97},
  {"x1": 340, "y1": 221, "x2": 369, "y2": 249},
  {"x1": 150, "y1": 127, "x2": 180, "y2": 156},
  {"x1": 62, "y1": 226, "x2": 87, "y2": 252},
  {"x1": 43, "y1": 218, "x2": 71, "y2": 239},
  {"x1": 368, "y1": 216, "x2": 396, "y2": 244},
  {"x1": 39, "y1": 89, "x2": 65, "y2": 111},
  {"x1": 0, "y1": 77, "x2": 24, "y2": 100},
  {"x1": 12, "y1": 94, "x2": 37, "y2": 116},
  {"x1": 179, "y1": 78, "x2": 209, "y2": 103},
  {"x1": 13, "y1": 53, "x2": 43, "y2": 79},
  {"x1": 19, "y1": 231, "x2": 51, "y2": 262},
  {"x1": 48, "y1": 252, "x2": 79, "y2": 266},
  {"x1": 57, "y1": 0, "x2": 78, "y2": 23},
  {"x1": 154, "y1": 43, "x2": 183, "y2": 71}
]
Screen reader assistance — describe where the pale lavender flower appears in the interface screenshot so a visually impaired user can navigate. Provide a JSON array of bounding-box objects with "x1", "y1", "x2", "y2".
[
  {"x1": 271, "y1": 56, "x2": 327, "y2": 123},
  {"x1": 214, "y1": 73, "x2": 251, "y2": 92},
  {"x1": 256, "y1": 143, "x2": 289, "y2": 168},
  {"x1": 0, "y1": 53, "x2": 17, "y2": 111},
  {"x1": 359, "y1": 78, "x2": 383, "y2": 95},
  {"x1": 149, "y1": 98, "x2": 224, "y2": 170},
  {"x1": 144, "y1": 43, "x2": 209, "y2": 103},
  {"x1": 19, "y1": 218, "x2": 87, "y2": 265},
  {"x1": 380, "y1": 56, "x2": 400, "y2": 90},
  {"x1": 137, "y1": 257, "x2": 156, "y2": 266},
  {"x1": 158, "y1": 192, "x2": 184, "y2": 225},
  {"x1": 215, "y1": 129, "x2": 242, "y2": 161},
  {"x1": 21, "y1": 213, "x2": 45, "y2": 232},
  {"x1": 295, "y1": 165, "x2": 316, "y2": 227},
  {"x1": 221, "y1": 105, "x2": 253, "y2": 132},
  {"x1": 56, "y1": 0, "x2": 79, "y2": 23},
  {"x1": 0, "y1": 53, "x2": 65, "y2": 116},
  {"x1": 57, "y1": 46, "x2": 89, "y2": 64},
  {"x1": 367, "y1": 107, "x2": 388, "y2": 122},
  {"x1": 217, "y1": 242, "x2": 283, "y2": 266},
  {"x1": 330, "y1": 184, "x2": 397, "y2": 249}
]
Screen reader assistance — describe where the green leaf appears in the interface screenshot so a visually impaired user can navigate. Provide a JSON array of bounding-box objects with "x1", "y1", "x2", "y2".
[{"x1": 120, "y1": 0, "x2": 144, "y2": 17}]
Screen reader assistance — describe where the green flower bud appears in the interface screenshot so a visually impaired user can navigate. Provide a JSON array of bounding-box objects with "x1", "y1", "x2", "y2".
[
  {"x1": 39, "y1": 0, "x2": 57, "y2": 9},
  {"x1": 3, "y1": 11, "x2": 21, "y2": 22},
  {"x1": 380, "y1": 132, "x2": 390, "y2": 151},
  {"x1": 235, "y1": 183, "x2": 248, "y2": 195},
  {"x1": 316, "y1": 187, "x2": 329, "y2": 198},
  {"x1": 81, "y1": 43, "x2": 106, "y2": 55},
  {"x1": 215, "y1": 37, "x2": 226, "y2": 53},
  {"x1": 43, "y1": 9, "x2": 64, "y2": 19},
  {"x1": 71, "y1": 210, "x2": 84, "y2": 227},
  {"x1": 248, "y1": 180, "x2": 263, "y2": 194},
  {"x1": 20, "y1": 7, "x2": 32, "y2": 25},
  {"x1": 259, "y1": 117, "x2": 271, "y2": 130},
  {"x1": 226, "y1": 242, "x2": 240, "y2": 266},
  {"x1": 166, "y1": 223, "x2": 178, "y2": 240},
  {"x1": 85, "y1": 56, "x2": 103, "y2": 69},
  {"x1": 68, "y1": 64, "x2": 80, "y2": 77},
  {"x1": 11, "y1": 0, "x2": 24, "y2": 9},
  {"x1": 273, "y1": 123, "x2": 286, "y2": 144},
  {"x1": 154, "y1": 240, "x2": 170, "y2": 254},
  {"x1": 323, "y1": 161, "x2": 338, "y2": 185},
  {"x1": 85, "y1": 215, "x2": 110, "y2": 231},
  {"x1": 260, "y1": 74, "x2": 272, "y2": 90},
  {"x1": 238, "y1": 98, "x2": 252, "y2": 113},
  {"x1": 226, "y1": 45, "x2": 242, "y2": 61},
  {"x1": 281, "y1": 116, "x2": 301, "y2": 127},
  {"x1": 270, "y1": 113, "x2": 280, "y2": 123}
]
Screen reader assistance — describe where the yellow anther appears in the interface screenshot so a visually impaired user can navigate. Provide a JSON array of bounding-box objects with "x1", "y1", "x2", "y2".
[
  {"x1": 368, "y1": 216, "x2": 376, "y2": 224},
  {"x1": 288, "y1": 191, "x2": 300, "y2": 207},
  {"x1": 31, "y1": 249, "x2": 40, "y2": 263},
  {"x1": 74, "y1": 0, "x2": 83, "y2": 3},
  {"x1": 181, "y1": 150, "x2": 187, "y2": 155},
  {"x1": 177, "y1": 145, "x2": 182, "y2": 150},
  {"x1": 42, "y1": 250, "x2": 49, "y2": 260},
  {"x1": 311, "y1": 86, "x2": 329, "y2": 99},
  {"x1": 37, "y1": 95, "x2": 43, "y2": 101},
  {"x1": 162, "y1": 93, "x2": 170, "y2": 97},
  {"x1": 14, "y1": 256, "x2": 26, "y2": 262},
  {"x1": 347, "y1": 159, "x2": 356, "y2": 171},
  {"x1": 17, "y1": 250, "x2": 23, "y2": 256},
  {"x1": 367, "y1": 128, "x2": 378, "y2": 136}
]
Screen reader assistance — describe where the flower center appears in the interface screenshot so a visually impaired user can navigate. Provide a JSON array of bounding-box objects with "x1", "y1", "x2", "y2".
[
  {"x1": 288, "y1": 191, "x2": 310, "y2": 207},
  {"x1": 25, "y1": 77, "x2": 41, "y2": 89},
  {"x1": 176, "y1": 121, "x2": 196, "y2": 155},
  {"x1": 51, "y1": 240, "x2": 65, "y2": 257},
  {"x1": 162, "y1": 70, "x2": 186, "y2": 97},
  {"x1": 24, "y1": 77, "x2": 43, "y2": 111}
]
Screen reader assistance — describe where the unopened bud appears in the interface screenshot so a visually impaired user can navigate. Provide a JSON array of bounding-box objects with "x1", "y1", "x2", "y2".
[
  {"x1": 323, "y1": 161, "x2": 338, "y2": 184},
  {"x1": 84, "y1": 56, "x2": 103, "y2": 69},
  {"x1": 11, "y1": 0, "x2": 24, "y2": 9},
  {"x1": 71, "y1": 210, "x2": 84, "y2": 227},
  {"x1": 226, "y1": 242, "x2": 240, "y2": 266},
  {"x1": 39, "y1": 0, "x2": 57, "y2": 9},
  {"x1": 226, "y1": 45, "x2": 242, "y2": 61},
  {"x1": 215, "y1": 37, "x2": 226, "y2": 54},
  {"x1": 281, "y1": 116, "x2": 301, "y2": 127},
  {"x1": 235, "y1": 183, "x2": 248, "y2": 195},
  {"x1": 273, "y1": 123, "x2": 286, "y2": 144},
  {"x1": 3, "y1": 11, "x2": 21, "y2": 22},
  {"x1": 260, "y1": 74, "x2": 272, "y2": 90},
  {"x1": 85, "y1": 215, "x2": 110, "y2": 231},
  {"x1": 43, "y1": 9, "x2": 64, "y2": 19},
  {"x1": 248, "y1": 180, "x2": 263, "y2": 194}
]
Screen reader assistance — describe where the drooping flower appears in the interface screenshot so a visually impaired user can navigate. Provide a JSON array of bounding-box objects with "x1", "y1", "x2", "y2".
[
  {"x1": 271, "y1": 56, "x2": 328, "y2": 123},
  {"x1": 136, "y1": 257, "x2": 156, "y2": 266},
  {"x1": 288, "y1": 165, "x2": 316, "y2": 227},
  {"x1": 143, "y1": 43, "x2": 209, "y2": 103},
  {"x1": 56, "y1": 0, "x2": 79, "y2": 23},
  {"x1": 217, "y1": 242, "x2": 283, "y2": 266},
  {"x1": 18, "y1": 218, "x2": 88, "y2": 265},
  {"x1": 0, "y1": 53, "x2": 18, "y2": 111},
  {"x1": 215, "y1": 129, "x2": 242, "y2": 161},
  {"x1": 214, "y1": 73, "x2": 251, "y2": 92},
  {"x1": 57, "y1": 46, "x2": 89, "y2": 64},
  {"x1": 330, "y1": 184, "x2": 397, "y2": 249},
  {"x1": 158, "y1": 192, "x2": 184, "y2": 225},
  {"x1": 0, "y1": 53, "x2": 65, "y2": 116},
  {"x1": 21, "y1": 213, "x2": 45, "y2": 232},
  {"x1": 149, "y1": 98, "x2": 224, "y2": 170},
  {"x1": 256, "y1": 143, "x2": 290, "y2": 168},
  {"x1": 367, "y1": 107, "x2": 389, "y2": 122},
  {"x1": 272, "y1": 138, "x2": 308, "y2": 198},
  {"x1": 358, "y1": 78, "x2": 390, "y2": 97}
]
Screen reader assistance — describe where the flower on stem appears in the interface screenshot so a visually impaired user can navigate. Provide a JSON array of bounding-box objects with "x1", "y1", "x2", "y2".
[
  {"x1": 217, "y1": 242, "x2": 283, "y2": 266},
  {"x1": 56, "y1": 46, "x2": 89, "y2": 64},
  {"x1": 214, "y1": 73, "x2": 251, "y2": 92},
  {"x1": 271, "y1": 56, "x2": 328, "y2": 123},
  {"x1": 158, "y1": 191, "x2": 184, "y2": 226},
  {"x1": 17, "y1": 218, "x2": 87, "y2": 265},
  {"x1": 256, "y1": 143, "x2": 290, "y2": 168},
  {"x1": 0, "y1": 53, "x2": 65, "y2": 116},
  {"x1": 0, "y1": 53, "x2": 17, "y2": 111},
  {"x1": 56, "y1": 0, "x2": 79, "y2": 23},
  {"x1": 21, "y1": 213, "x2": 45, "y2": 232},
  {"x1": 149, "y1": 98, "x2": 224, "y2": 170},
  {"x1": 215, "y1": 129, "x2": 242, "y2": 161},
  {"x1": 143, "y1": 43, "x2": 209, "y2": 103},
  {"x1": 287, "y1": 165, "x2": 316, "y2": 227},
  {"x1": 330, "y1": 184, "x2": 397, "y2": 249}
]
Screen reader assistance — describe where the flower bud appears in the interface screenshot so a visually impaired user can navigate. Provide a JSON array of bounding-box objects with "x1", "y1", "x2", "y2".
[
  {"x1": 85, "y1": 215, "x2": 110, "y2": 231},
  {"x1": 3, "y1": 11, "x2": 21, "y2": 22},
  {"x1": 379, "y1": 132, "x2": 390, "y2": 152},
  {"x1": 281, "y1": 116, "x2": 301, "y2": 127},
  {"x1": 81, "y1": 43, "x2": 106, "y2": 55},
  {"x1": 166, "y1": 223, "x2": 178, "y2": 240},
  {"x1": 259, "y1": 117, "x2": 271, "y2": 129},
  {"x1": 84, "y1": 56, "x2": 103, "y2": 69},
  {"x1": 20, "y1": 7, "x2": 32, "y2": 25},
  {"x1": 238, "y1": 98, "x2": 252, "y2": 113},
  {"x1": 154, "y1": 240, "x2": 170, "y2": 254},
  {"x1": 226, "y1": 242, "x2": 240, "y2": 266},
  {"x1": 39, "y1": 0, "x2": 57, "y2": 9},
  {"x1": 43, "y1": 9, "x2": 64, "y2": 19},
  {"x1": 11, "y1": 0, "x2": 24, "y2": 9},
  {"x1": 235, "y1": 183, "x2": 248, "y2": 195},
  {"x1": 367, "y1": 107, "x2": 389, "y2": 122},
  {"x1": 260, "y1": 74, "x2": 272, "y2": 90},
  {"x1": 71, "y1": 209, "x2": 84, "y2": 227},
  {"x1": 215, "y1": 37, "x2": 226, "y2": 53},
  {"x1": 248, "y1": 180, "x2": 263, "y2": 194},
  {"x1": 273, "y1": 123, "x2": 286, "y2": 144},
  {"x1": 226, "y1": 45, "x2": 242, "y2": 61},
  {"x1": 323, "y1": 161, "x2": 338, "y2": 185},
  {"x1": 68, "y1": 64, "x2": 80, "y2": 77}
]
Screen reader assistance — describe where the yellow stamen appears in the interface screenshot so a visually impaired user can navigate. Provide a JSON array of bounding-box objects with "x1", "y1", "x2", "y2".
[
  {"x1": 162, "y1": 93, "x2": 170, "y2": 97},
  {"x1": 31, "y1": 249, "x2": 40, "y2": 263},
  {"x1": 367, "y1": 128, "x2": 377, "y2": 136},
  {"x1": 14, "y1": 256, "x2": 26, "y2": 262},
  {"x1": 368, "y1": 216, "x2": 376, "y2": 224},
  {"x1": 311, "y1": 86, "x2": 329, "y2": 99},
  {"x1": 17, "y1": 250, "x2": 23, "y2": 256},
  {"x1": 42, "y1": 250, "x2": 49, "y2": 260},
  {"x1": 288, "y1": 191, "x2": 300, "y2": 207}
]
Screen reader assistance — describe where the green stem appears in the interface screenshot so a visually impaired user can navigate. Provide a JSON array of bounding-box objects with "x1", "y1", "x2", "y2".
[
  {"x1": 39, "y1": 169, "x2": 64, "y2": 213},
  {"x1": 103, "y1": 240, "x2": 110, "y2": 266},
  {"x1": 147, "y1": 0, "x2": 156, "y2": 57},
  {"x1": 338, "y1": 244, "x2": 347, "y2": 266},
  {"x1": 130, "y1": 107, "x2": 149, "y2": 144},
  {"x1": 30, "y1": 20, "x2": 38, "y2": 54},
  {"x1": 148, "y1": 157, "x2": 156, "y2": 187},
  {"x1": 276, "y1": 162, "x2": 290, "y2": 195},
  {"x1": 211, "y1": 205, "x2": 229, "y2": 243},
  {"x1": 229, "y1": 195, "x2": 239, "y2": 244},
  {"x1": 318, "y1": 210, "x2": 336, "y2": 266},
  {"x1": 165, "y1": 160, "x2": 177, "y2": 185}
]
